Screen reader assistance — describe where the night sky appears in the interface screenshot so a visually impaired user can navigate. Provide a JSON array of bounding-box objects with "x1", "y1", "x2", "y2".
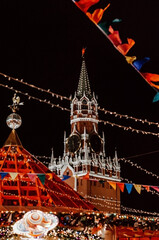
[{"x1": 0, "y1": 0, "x2": 159, "y2": 213}]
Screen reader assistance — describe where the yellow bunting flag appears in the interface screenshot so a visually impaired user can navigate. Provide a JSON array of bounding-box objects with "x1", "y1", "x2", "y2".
[
  {"x1": 108, "y1": 181, "x2": 116, "y2": 190},
  {"x1": 9, "y1": 172, "x2": 18, "y2": 181},
  {"x1": 134, "y1": 184, "x2": 142, "y2": 194},
  {"x1": 117, "y1": 182, "x2": 124, "y2": 192},
  {"x1": 143, "y1": 185, "x2": 150, "y2": 192},
  {"x1": 125, "y1": 56, "x2": 136, "y2": 64},
  {"x1": 47, "y1": 173, "x2": 53, "y2": 180}
]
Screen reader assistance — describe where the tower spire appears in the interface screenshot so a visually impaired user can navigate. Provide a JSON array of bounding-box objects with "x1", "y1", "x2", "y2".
[{"x1": 76, "y1": 48, "x2": 92, "y2": 99}]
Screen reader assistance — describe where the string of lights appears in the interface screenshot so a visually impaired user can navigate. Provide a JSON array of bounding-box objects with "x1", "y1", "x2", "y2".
[
  {"x1": 99, "y1": 119, "x2": 159, "y2": 138},
  {"x1": 121, "y1": 205, "x2": 159, "y2": 216},
  {"x1": 1, "y1": 82, "x2": 159, "y2": 139},
  {"x1": 119, "y1": 157, "x2": 159, "y2": 179},
  {"x1": 0, "y1": 72, "x2": 71, "y2": 101},
  {"x1": 1, "y1": 71, "x2": 159, "y2": 128},
  {"x1": 0, "y1": 83, "x2": 70, "y2": 112},
  {"x1": 99, "y1": 107, "x2": 159, "y2": 128}
]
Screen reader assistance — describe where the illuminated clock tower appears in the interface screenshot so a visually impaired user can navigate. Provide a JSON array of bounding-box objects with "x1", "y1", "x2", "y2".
[{"x1": 49, "y1": 51, "x2": 121, "y2": 213}]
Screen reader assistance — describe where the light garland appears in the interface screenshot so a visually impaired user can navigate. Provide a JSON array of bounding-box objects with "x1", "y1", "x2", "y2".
[
  {"x1": 121, "y1": 205, "x2": 159, "y2": 216},
  {"x1": 119, "y1": 157, "x2": 159, "y2": 179},
  {"x1": 99, "y1": 119, "x2": 159, "y2": 138},
  {"x1": 1, "y1": 72, "x2": 71, "y2": 101},
  {"x1": 99, "y1": 107, "x2": 159, "y2": 128},
  {"x1": 1, "y1": 82, "x2": 159, "y2": 140},
  {"x1": 0, "y1": 83, "x2": 70, "y2": 112},
  {"x1": 1, "y1": 72, "x2": 159, "y2": 129}
]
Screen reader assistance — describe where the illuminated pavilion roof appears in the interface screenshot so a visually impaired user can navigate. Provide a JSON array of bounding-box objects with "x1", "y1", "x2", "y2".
[{"x1": 0, "y1": 96, "x2": 96, "y2": 212}]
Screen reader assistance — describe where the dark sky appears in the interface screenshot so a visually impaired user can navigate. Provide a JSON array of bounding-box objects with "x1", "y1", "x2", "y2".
[{"x1": 0, "y1": 0, "x2": 159, "y2": 213}]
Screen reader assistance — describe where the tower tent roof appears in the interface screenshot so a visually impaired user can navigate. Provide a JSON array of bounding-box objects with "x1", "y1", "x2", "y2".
[
  {"x1": 76, "y1": 56, "x2": 92, "y2": 99},
  {"x1": 0, "y1": 130, "x2": 96, "y2": 212}
]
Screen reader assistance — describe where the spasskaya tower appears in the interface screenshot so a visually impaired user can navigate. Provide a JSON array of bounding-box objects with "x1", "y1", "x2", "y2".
[{"x1": 49, "y1": 50, "x2": 121, "y2": 213}]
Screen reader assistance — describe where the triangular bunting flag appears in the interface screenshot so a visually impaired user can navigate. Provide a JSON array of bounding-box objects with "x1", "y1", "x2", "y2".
[
  {"x1": 0, "y1": 172, "x2": 8, "y2": 180},
  {"x1": 143, "y1": 185, "x2": 150, "y2": 192},
  {"x1": 9, "y1": 172, "x2": 18, "y2": 181},
  {"x1": 19, "y1": 173, "x2": 24, "y2": 179},
  {"x1": 125, "y1": 183, "x2": 133, "y2": 194},
  {"x1": 62, "y1": 175, "x2": 71, "y2": 181},
  {"x1": 98, "y1": 18, "x2": 122, "y2": 35},
  {"x1": 116, "y1": 182, "x2": 124, "y2": 192},
  {"x1": 132, "y1": 57, "x2": 150, "y2": 71},
  {"x1": 47, "y1": 173, "x2": 53, "y2": 180},
  {"x1": 134, "y1": 184, "x2": 142, "y2": 194},
  {"x1": 37, "y1": 174, "x2": 46, "y2": 185},
  {"x1": 151, "y1": 186, "x2": 159, "y2": 192},
  {"x1": 108, "y1": 181, "x2": 116, "y2": 190},
  {"x1": 74, "y1": 0, "x2": 100, "y2": 13},
  {"x1": 82, "y1": 172, "x2": 90, "y2": 179},
  {"x1": 28, "y1": 173, "x2": 36, "y2": 182},
  {"x1": 125, "y1": 56, "x2": 136, "y2": 64},
  {"x1": 108, "y1": 26, "x2": 122, "y2": 46},
  {"x1": 99, "y1": 179, "x2": 105, "y2": 184},
  {"x1": 141, "y1": 72, "x2": 159, "y2": 90},
  {"x1": 86, "y1": 4, "x2": 110, "y2": 24},
  {"x1": 117, "y1": 38, "x2": 135, "y2": 55},
  {"x1": 153, "y1": 92, "x2": 159, "y2": 103}
]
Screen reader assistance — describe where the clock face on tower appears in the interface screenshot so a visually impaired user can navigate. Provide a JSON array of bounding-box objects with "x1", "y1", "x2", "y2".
[
  {"x1": 89, "y1": 133, "x2": 102, "y2": 153},
  {"x1": 67, "y1": 134, "x2": 81, "y2": 153}
]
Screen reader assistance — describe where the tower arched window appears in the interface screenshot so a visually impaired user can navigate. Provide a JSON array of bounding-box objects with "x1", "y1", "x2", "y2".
[{"x1": 81, "y1": 99, "x2": 88, "y2": 110}]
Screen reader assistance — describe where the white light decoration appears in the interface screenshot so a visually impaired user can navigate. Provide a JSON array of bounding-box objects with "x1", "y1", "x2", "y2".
[{"x1": 13, "y1": 210, "x2": 59, "y2": 239}]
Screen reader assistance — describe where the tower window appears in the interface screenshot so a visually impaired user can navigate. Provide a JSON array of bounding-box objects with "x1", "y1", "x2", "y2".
[{"x1": 82, "y1": 100, "x2": 88, "y2": 110}]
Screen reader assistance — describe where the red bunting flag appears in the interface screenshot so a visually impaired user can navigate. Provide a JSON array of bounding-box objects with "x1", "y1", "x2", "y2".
[
  {"x1": 82, "y1": 172, "x2": 90, "y2": 179},
  {"x1": 108, "y1": 26, "x2": 122, "y2": 46},
  {"x1": 86, "y1": 4, "x2": 110, "y2": 24},
  {"x1": 141, "y1": 73, "x2": 159, "y2": 89},
  {"x1": 117, "y1": 38, "x2": 135, "y2": 55},
  {"x1": 151, "y1": 186, "x2": 159, "y2": 192},
  {"x1": 116, "y1": 182, "x2": 124, "y2": 192},
  {"x1": 143, "y1": 185, "x2": 150, "y2": 192},
  {"x1": 74, "y1": 0, "x2": 100, "y2": 13},
  {"x1": 28, "y1": 173, "x2": 36, "y2": 182}
]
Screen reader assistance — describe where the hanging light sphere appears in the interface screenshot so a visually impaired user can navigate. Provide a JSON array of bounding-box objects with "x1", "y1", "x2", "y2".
[{"x1": 6, "y1": 113, "x2": 22, "y2": 129}]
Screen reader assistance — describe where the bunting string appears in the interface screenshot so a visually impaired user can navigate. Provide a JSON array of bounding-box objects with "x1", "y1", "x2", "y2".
[
  {"x1": 72, "y1": 0, "x2": 159, "y2": 101},
  {"x1": 2, "y1": 172, "x2": 159, "y2": 196}
]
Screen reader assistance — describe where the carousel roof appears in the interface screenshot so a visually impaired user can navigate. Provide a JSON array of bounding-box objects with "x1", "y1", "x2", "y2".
[{"x1": 0, "y1": 129, "x2": 95, "y2": 211}]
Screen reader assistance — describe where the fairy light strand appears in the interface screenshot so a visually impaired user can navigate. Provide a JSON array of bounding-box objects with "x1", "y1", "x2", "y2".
[
  {"x1": 99, "y1": 119, "x2": 159, "y2": 138},
  {"x1": 0, "y1": 83, "x2": 159, "y2": 139},
  {"x1": 0, "y1": 83, "x2": 70, "y2": 112},
  {"x1": 98, "y1": 107, "x2": 159, "y2": 128},
  {"x1": 1, "y1": 72, "x2": 71, "y2": 101},
  {"x1": 119, "y1": 157, "x2": 159, "y2": 179},
  {"x1": 1, "y1": 71, "x2": 159, "y2": 128}
]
